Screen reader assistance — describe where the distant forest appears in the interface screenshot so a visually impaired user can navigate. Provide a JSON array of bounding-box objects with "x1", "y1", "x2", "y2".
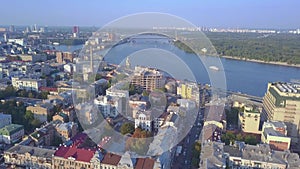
[{"x1": 206, "y1": 32, "x2": 300, "y2": 64}]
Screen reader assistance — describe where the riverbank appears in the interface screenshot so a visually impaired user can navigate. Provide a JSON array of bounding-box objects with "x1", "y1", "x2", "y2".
[{"x1": 221, "y1": 56, "x2": 300, "y2": 68}]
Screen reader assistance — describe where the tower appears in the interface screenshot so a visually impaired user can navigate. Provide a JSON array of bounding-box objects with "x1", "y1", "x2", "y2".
[
  {"x1": 126, "y1": 57, "x2": 131, "y2": 69},
  {"x1": 90, "y1": 46, "x2": 93, "y2": 73}
]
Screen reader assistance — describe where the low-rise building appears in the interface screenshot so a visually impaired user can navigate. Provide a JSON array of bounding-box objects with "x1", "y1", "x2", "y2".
[
  {"x1": 12, "y1": 77, "x2": 46, "y2": 91},
  {"x1": 53, "y1": 146, "x2": 96, "y2": 169},
  {"x1": 94, "y1": 95, "x2": 122, "y2": 118},
  {"x1": 100, "y1": 153, "x2": 122, "y2": 169},
  {"x1": 261, "y1": 121, "x2": 291, "y2": 151},
  {"x1": 199, "y1": 142, "x2": 226, "y2": 169},
  {"x1": 4, "y1": 144, "x2": 55, "y2": 169},
  {"x1": 27, "y1": 124, "x2": 55, "y2": 147},
  {"x1": 224, "y1": 142, "x2": 300, "y2": 169},
  {"x1": 54, "y1": 122, "x2": 78, "y2": 142},
  {"x1": 135, "y1": 110, "x2": 152, "y2": 132},
  {"x1": 19, "y1": 54, "x2": 47, "y2": 62},
  {"x1": 26, "y1": 103, "x2": 53, "y2": 123},
  {"x1": 52, "y1": 112, "x2": 69, "y2": 123},
  {"x1": 0, "y1": 124, "x2": 24, "y2": 144},
  {"x1": 204, "y1": 103, "x2": 226, "y2": 130}
]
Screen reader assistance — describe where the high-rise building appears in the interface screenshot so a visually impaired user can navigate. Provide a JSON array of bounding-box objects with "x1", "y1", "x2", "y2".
[
  {"x1": 9, "y1": 25, "x2": 15, "y2": 32},
  {"x1": 131, "y1": 66, "x2": 166, "y2": 91},
  {"x1": 263, "y1": 82, "x2": 300, "y2": 144},
  {"x1": 238, "y1": 105, "x2": 261, "y2": 134},
  {"x1": 73, "y1": 26, "x2": 79, "y2": 38}
]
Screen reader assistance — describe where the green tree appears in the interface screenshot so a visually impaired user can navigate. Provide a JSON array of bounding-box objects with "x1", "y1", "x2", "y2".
[
  {"x1": 31, "y1": 119, "x2": 41, "y2": 128},
  {"x1": 244, "y1": 135, "x2": 258, "y2": 145},
  {"x1": 28, "y1": 92, "x2": 34, "y2": 98},
  {"x1": 142, "y1": 90, "x2": 149, "y2": 97},
  {"x1": 236, "y1": 133, "x2": 244, "y2": 141},
  {"x1": 191, "y1": 142, "x2": 201, "y2": 167},
  {"x1": 120, "y1": 122, "x2": 135, "y2": 135},
  {"x1": 95, "y1": 74, "x2": 103, "y2": 81}
]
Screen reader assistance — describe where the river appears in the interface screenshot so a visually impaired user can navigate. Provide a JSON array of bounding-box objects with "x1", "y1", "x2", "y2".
[{"x1": 56, "y1": 38, "x2": 300, "y2": 97}]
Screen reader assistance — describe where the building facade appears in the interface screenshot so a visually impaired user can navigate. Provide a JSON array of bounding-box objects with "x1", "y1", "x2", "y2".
[
  {"x1": 12, "y1": 77, "x2": 46, "y2": 91},
  {"x1": 26, "y1": 104, "x2": 52, "y2": 123},
  {"x1": 224, "y1": 142, "x2": 300, "y2": 169},
  {"x1": 261, "y1": 121, "x2": 291, "y2": 151},
  {"x1": 135, "y1": 111, "x2": 152, "y2": 132},
  {"x1": 4, "y1": 145, "x2": 55, "y2": 169},
  {"x1": 263, "y1": 82, "x2": 300, "y2": 144},
  {"x1": 238, "y1": 105, "x2": 261, "y2": 134},
  {"x1": 131, "y1": 66, "x2": 166, "y2": 91},
  {"x1": 0, "y1": 124, "x2": 24, "y2": 144}
]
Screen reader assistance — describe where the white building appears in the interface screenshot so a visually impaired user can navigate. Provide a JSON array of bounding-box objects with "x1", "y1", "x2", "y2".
[
  {"x1": 135, "y1": 111, "x2": 152, "y2": 131},
  {"x1": 8, "y1": 38, "x2": 24, "y2": 46},
  {"x1": 0, "y1": 113, "x2": 12, "y2": 128},
  {"x1": 94, "y1": 95, "x2": 122, "y2": 118},
  {"x1": 12, "y1": 77, "x2": 46, "y2": 91},
  {"x1": 63, "y1": 63, "x2": 74, "y2": 73}
]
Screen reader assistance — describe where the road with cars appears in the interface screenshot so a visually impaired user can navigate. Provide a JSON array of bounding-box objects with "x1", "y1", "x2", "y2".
[{"x1": 171, "y1": 107, "x2": 204, "y2": 169}]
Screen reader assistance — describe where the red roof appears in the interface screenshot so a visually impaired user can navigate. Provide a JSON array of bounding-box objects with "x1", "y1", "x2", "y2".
[
  {"x1": 101, "y1": 153, "x2": 121, "y2": 166},
  {"x1": 135, "y1": 158, "x2": 155, "y2": 169},
  {"x1": 39, "y1": 87, "x2": 58, "y2": 92},
  {"x1": 54, "y1": 146, "x2": 96, "y2": 162}
]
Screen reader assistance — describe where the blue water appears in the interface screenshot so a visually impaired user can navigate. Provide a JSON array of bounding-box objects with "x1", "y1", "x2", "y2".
[{"x1": 58, "y1": 38, "x2": 300, "y2": 97}]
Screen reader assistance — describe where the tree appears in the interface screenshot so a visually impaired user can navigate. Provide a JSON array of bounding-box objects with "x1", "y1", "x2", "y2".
[
  {"x1": 39, "y1": 91, "x2": 49, "y2": 99},
  {"x1": 95, "y1": 74, "x2": 103, "y2": 81},
  {"x1": 28, "y1": 92, "x2": 34, "y2": 98},
  {"x1": 24, "y1": 110, "x2": 34, "y2": 121},
  {"x1": 125, "y1": 128, "x2": 152, "y2": 155},
  {"x1": 120, "y1": 123, "x2": 135, "y2": 135},
  {"x1": 31, "y1": 119, "x2": 41, "y2": 128},
  {"x1": 244, "y1": 135, "x2": 258, "y2": 145},
  {"x1": 236, "y1": 133, "x2": 244, "y2": 141},
  {"x1": 142, "y1": 90, "x2": 149, "y2": 97},
  {"x1": 191, "y1": 142, "x2": 201, "y2": 167}
]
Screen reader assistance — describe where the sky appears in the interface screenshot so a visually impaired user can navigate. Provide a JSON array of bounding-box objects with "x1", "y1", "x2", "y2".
[{"x1": 0, "y1": 0, "x2": 299, "y2": 29}]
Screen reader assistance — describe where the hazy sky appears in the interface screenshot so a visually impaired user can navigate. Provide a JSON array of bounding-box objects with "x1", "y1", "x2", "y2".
[{"x1": 1, "y1": 0, "x2": 299, "y2": 29}]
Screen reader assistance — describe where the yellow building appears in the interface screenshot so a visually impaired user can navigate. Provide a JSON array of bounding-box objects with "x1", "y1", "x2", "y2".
[
  {"x1": 263, "y1": 82, "x2": 300, "y2": 144},
  {"x1": 238, "y1": 105, "x2": 261, "y2": 134},
  {"x1": 177, "y1": 82, "x2": 200, "y2": 104}
]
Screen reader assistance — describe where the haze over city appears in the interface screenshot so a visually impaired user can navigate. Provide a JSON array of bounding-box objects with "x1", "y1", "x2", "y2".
[
  {"x1": 1, "y1": 1, "x2": 300, "y2": 169},
  {"x1": 1, "y1": 0, "x2": 300, "y2": 29}
]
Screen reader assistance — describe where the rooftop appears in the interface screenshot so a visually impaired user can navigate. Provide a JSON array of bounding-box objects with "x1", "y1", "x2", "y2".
[
  {"x1": 224, "y1": 142, "x2": 300, "y2": 166},
  {"x1": 0, "y1": 124, "x2": 23, "y2": 135},
  {"x1": 135, "y1": 158, "x2": 155, "y2": 169},
  {"x1": 204, "y1": 105, "x2": 225, "y2": 122},
  {"x1": 101, "y1": 152, "x2": 122, "y2": 166},
  {"x1": 54, "y1": 146, "x2": 96, "y2": 162},
  {"x1": 263, "y1": 127, "x2": 286, "y2": 137},
  {"x1": 6, "y1": 144, "x2": 55, "y2": 159}
]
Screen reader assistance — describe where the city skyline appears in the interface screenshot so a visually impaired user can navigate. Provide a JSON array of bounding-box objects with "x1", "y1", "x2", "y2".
[{"x1": 0, "y1": 0, "x2": 300, "y2": 29}]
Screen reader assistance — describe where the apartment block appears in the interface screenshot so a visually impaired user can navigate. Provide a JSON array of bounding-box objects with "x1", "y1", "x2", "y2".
[
  {"x1": 263, "y1": 82, "x2": 300, "y2": 144},
  {"x1": 238, "y1": 105, "x2": 261, "y2": 134}
]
